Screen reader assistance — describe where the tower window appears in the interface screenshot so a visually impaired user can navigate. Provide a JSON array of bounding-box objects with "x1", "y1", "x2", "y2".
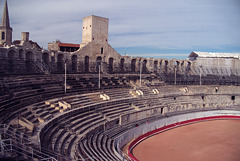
[
  {"x1": 2, "y1": 32, "x2": 5, "y2": 40},
  {"x1": 101, "y1": 47, "x2": 103, "y2": 54}
]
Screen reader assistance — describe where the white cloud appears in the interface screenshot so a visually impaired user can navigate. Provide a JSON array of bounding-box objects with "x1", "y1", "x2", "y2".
[{"x1": 0, "y1": 0, "x2": 239, "y2": 58}]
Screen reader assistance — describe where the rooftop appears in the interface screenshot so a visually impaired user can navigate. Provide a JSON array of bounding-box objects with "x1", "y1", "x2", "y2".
[
  {"x1": 189, "y1": 51, "x2": 240, "y2": 59},
  {"x1": 58, "y1": 43, "x2": 80, "y2": 48}
]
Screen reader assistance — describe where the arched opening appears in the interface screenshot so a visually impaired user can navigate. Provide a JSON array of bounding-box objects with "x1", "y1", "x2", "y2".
[
  {"x1": 181, "y1": 61, "x2": 184, "y2": 66},
  {"x1": 108, "y1": 57, "x2": 114, "y2": 73},
  {"x1": 42, "y1": 53, "x2": 49, "y2": 65},
  {"x1": 176, "y1": 61, "x2": 180, "y2": 66},
  {"x1": 8, "y1": 50, "x2": 16, "y2": 73},
  {"x1": 1, "y1": 32, "x2": 5, "y2": 40},
  {"x1": 186, "y1": 62, "x2": 191, "y2": 72},
  {"x1": 154, "y1": 61, "x2": 158, "y2": 73},
  {"x1": 96, "y1": 57, "x2": 102, "y2": 73},
  {"x1": 131, "y1": 59, "x2": 136, "y2": 72},
  {"x1": 120, "y1": 58, "x2": 125, "y2": 73},
  {"x1": 158, "y1": 60, "x2": 163, "y2": 72},
  {"x1": 71, "y1": 55, "x2": 77, "y2": 72},
  {"x1": 19, "y1": 49, "x2": 24, "y2": 60},
  {"x1": 142, "y1": 60, "x2": 147, "y2": 73},
  {"x1": 26, "y1": 51, "x2": 34, "y2": 72},
  {"x1": 175, "y1": 61, "x2": 180, "y2": 71},
  {"x1": 57, "y1": 54, "x2": 64, "y2": 72},
  {"x1": 26, "y1": 51, "x2": 34, "y2": 61},
  {"x1": 164, "y1": 60, "x2": 168, "y2": 72},
  {"x1": 8, "y1": 50, "x2": 16, "y2": 60},
  {"x1": 85, "y1": 56, "x2": 89, "y2": 73},
  {"x1": 159, "y1": 60, "x2": 162, "y2": 66},
  {"x1": 180, "y1": 61, "x2": 185, "y2": 71}
]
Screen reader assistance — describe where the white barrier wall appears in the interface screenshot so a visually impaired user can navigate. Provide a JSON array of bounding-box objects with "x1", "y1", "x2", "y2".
[{"x1": 114, "y1": 110, "x2": 240, "y2": 159}]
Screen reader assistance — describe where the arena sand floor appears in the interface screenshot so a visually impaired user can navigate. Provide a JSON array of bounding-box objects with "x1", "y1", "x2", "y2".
[{"x1": 132, "y1": 119, "x2": 240, "y2": 161}]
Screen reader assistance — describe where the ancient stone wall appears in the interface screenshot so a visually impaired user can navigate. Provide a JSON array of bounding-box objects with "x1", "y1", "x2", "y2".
[{"x1": 0, "y1": 13, "x2": 239, "y2": 76}]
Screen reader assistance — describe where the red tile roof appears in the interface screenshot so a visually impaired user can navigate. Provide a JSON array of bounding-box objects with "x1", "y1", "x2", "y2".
[{"x1": 58, "y1": 43, "x2": 80, "y2": 48}]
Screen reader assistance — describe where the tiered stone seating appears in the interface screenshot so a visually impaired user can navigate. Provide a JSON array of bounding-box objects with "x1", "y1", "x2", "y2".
[
  {"x1": 1, "y1": 70, "x2": 240, "y2": 161},
  {"x1": 0, "y1": 75, "x2": 64, "y2": 122},
  {"x1": 138, "y1": 86, "x2": 156, "y2": 98},
  {"x1": 92, "y1": 132, "x2": 110, "y2": 160},
  {"x1": 38, "y1": 84, "x2": 240, "y2": 160},
  {"x1": 79, "y1": 132, "x2": 120, "y2": 161},
  {"x1": 66, "y1": 75, "x2": 130, "y2": 93},
  {"x1": 0, "y1": 74, "x2": 131, "y2": 124},
  {"x1": 103, "y1": 88, "x2": 132, "y2": 100},
  {"x1": 99, "y1": 102, "x2": 133, "y2": 120}
]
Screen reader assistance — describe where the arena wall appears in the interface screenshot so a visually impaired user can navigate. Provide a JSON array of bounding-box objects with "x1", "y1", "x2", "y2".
[
  {"x1": 127, "y1": 114, "x2": 240, "y2": 161},
  {"x1": 113, "y1": 110, "x2": 240, "y2": 160}
]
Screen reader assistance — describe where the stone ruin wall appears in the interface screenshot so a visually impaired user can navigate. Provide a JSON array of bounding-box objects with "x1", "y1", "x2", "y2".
[{"x1": 1, "y1": 44, "x2": 240, "y2": 75}]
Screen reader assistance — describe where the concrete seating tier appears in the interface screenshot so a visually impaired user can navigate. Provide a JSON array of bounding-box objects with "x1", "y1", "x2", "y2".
[
  {"x1": 66, "y1": 75, "x2": 130, "y2": 93},
  {"x1": 1, "y1": 75, "x2": 240, "y2": 161},
  {"x1": 0, "y1": 75, "x2": 65, "y2": 124},
  {"x1": 0, "y1": 74, "x2": 132, "y2": 127},
  {"x1": 38, "y1": 84, "x2": 240, "y2": 160},
  {"x1": 103, "y1": 88, "x2": 132, "y2": 100}
]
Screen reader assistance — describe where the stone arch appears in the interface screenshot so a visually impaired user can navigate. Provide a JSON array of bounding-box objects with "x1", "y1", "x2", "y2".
[
  {"x1": 175, "y1": 61, "x2": 180, "y2": 70},
  {"x1": 176, "y1": 61, "x2": 180, "y2": 66},
  {"x1": 26, "y1": 51, "x2": 34, "y2": 61},
  {"x1": 19, "y1": 49, "x2": 24, "y2": 60},
  {"x1": 120, "y1": 58, "x2": 125, "y2": 73},
  {"x1": 158, "y1": 60, "x2": 163, "y2": 72},
  {"x1": 181, "y1": 61, "x2": 184, "y2": 66},
  {"x1": 96, "y1": 56, "x2": 102, "y2": 72},
  {"x1": 71, "y1": 55, "x2": 77, "y2": 72},
  {"x1": 180, "y1": 61, "x2": 185, "y2": 72},
  {"x1": 186, "y1": 61, "x2": 191, "y2": 72},
  {"x1": 154, "y1": 60, "x2": 158, "y2": 73},
  {"x1": 42, "y1": 53, "x2": 49, "y2": 65},
  {"x1": 108, "y1": 57, "x2": 114, "y2": 73},
  {"x1": 57, "y1": 54, "x2": 64, "y2": 72},
  {"x1": 164, "y1": 60, "x2": 169, "y2": 72},
  {"x1": 8, "y1": 50, "x2": 16, "y2": 60},
  {"x1": 131, "y1": 59, "x2": 136, "y2": 72},
  {"x1": 26, "y1": 51, "x2": 34, "y2": 72},
  {"x1": 142, "y1": 59, "x2": 147, "y2": 73},
  {"x1": 159, "y1": 60, "x2": 163, "y2": 66},
  {"x1": 1, "y1": 31, "x2": 5, "y2": 40},
  {"x1": 7, "y1": 50, "x2": 17, "y2": 73},
  {"x1": 85, "y1": 56, "x2": 89, "y2": 73}
]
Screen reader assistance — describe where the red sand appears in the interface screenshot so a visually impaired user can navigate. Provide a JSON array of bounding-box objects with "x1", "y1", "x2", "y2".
[{"x1": 132, "y1": 120, "x2": 240, "y2": 161}]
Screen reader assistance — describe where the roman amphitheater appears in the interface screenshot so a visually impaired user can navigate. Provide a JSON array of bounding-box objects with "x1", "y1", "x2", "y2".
[{"x1": 0, "y1": 1, "x2": 240, "y2": 161}]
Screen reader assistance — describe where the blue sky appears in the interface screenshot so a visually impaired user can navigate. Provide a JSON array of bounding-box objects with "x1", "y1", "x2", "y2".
[{"x1": 1, "y1": 0, "x2": 240, "y2": 59}]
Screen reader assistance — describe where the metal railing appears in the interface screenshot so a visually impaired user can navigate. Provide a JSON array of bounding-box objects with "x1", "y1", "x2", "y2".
[
  {"x1": 0, "y1": 139, "x2": 57, "y2": 161},
  {"x1": 0, "y1": 124, "x2": 57, "y2": 161}
]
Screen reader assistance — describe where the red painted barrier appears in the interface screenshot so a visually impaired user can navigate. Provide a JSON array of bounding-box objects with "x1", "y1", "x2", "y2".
[{"x1": 128, "y1": 115, "x2": 240, "y2": 161}]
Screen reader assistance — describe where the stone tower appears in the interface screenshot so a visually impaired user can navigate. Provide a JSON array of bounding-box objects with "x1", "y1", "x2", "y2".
[
  {"x1": 0, "y1": 0, "x2": 12, "y2": 46},
  {"x1": 81, "y1": 15, "x2": 108, "y2": 45},
  {"x1": 22, "y1": 32, "x2": 29, "y2": 41}
]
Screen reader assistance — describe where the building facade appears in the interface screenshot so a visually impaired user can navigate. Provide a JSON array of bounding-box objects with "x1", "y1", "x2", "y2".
[{"x1": 0, "y1": 0, "x2": 239, "y2": 77}]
